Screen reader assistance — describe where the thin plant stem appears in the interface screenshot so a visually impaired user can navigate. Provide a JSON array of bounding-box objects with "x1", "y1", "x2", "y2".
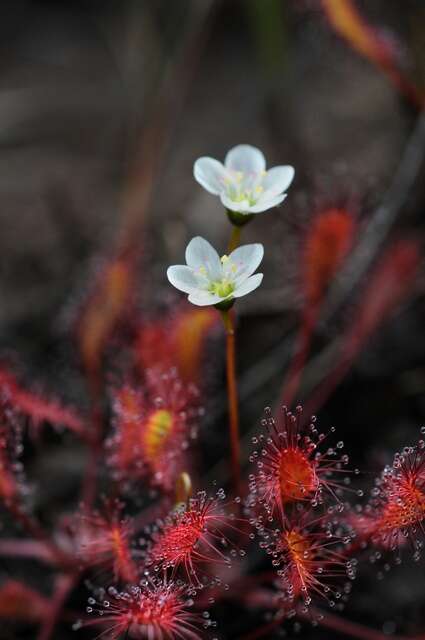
[
  {"x1": 220, "y1": 309, "x2": 242, "y2": 496},
  {"x1": 227, "y1": 226, "x2": 242, "y2": 253}
]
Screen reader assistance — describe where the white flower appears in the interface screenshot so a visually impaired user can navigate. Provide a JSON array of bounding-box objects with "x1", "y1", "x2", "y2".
[
  {"x1": 193, "y1": 144, "x2": 294, "y2": 216},
  {"x1": 167, "y1": 236, "x2": 264, "y2": 307}
]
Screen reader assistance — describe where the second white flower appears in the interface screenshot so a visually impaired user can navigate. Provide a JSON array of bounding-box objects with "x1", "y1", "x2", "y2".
[{"x1": 167, "y1": 236, "x2": 264, "y2": 307}]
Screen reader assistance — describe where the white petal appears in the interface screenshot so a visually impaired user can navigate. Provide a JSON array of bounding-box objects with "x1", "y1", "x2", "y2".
[
  {"x1": 193, "y1": 157, "x2": 228, "y2": 195},
  {"x1": 233, "y1": 273, "x2": 263, "y2": 298},
  {"x1": 167, "y1": 265, "x2": 198, "y2": 294},
  {"x1": 185, "y1": 236, "x2": 222, "y2": 280},
  {"x1": 188, "y1": 290, "x2": 223, "y2": 307},
  {"x1": 263, "y1": 166, "x2": 295, "y2": 194},
  {"x1": 224, "y1": 144, "x2": 266, "y2": 174},
  {"x1": 227, "y1": 243, "x2": 264, "y2": 284},
  {"x1": 248, "y1": 194, "x2": 286, "y2": 213},
  {"x1": 219, "y1": 192, "x2": 252, "y2": 214}
]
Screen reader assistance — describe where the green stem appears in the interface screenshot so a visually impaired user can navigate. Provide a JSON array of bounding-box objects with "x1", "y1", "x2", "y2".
[{"x1": 228, "y1": 226, "x2": 242, "y2": 253}]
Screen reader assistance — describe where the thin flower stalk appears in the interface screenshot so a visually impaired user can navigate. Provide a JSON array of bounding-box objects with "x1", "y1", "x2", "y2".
[
  {"x1": 227, "y1": 226, "x2": 242, "y2": 253},
  {"x1": 221, "y1": 309, "x2": 242, "y2": 496}
]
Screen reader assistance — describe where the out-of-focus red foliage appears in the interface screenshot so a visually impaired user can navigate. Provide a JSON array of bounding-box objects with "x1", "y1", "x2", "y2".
[
  {"x1": 281, "y1": 208, "x2": 356, "y2": 406},
  {"x1": 305, "y1": 238, "x2": 421, "y2": 416},
  {"x1": 0, "y1": 422, "x2": 19, "y2": 504},
  {"x1": 0, "y1": 367, "x2": 88, "y2": 440},
  {"x1": 75, "y1": 506, "x2": 138, "y2": 583},
  {"x1": 136, "y1": 305, "x2": 219, "y2": 383},
  {"x1": 346, "y1": 239, "x2": 421, "y2": 352},
  {"x1": 77, "y1": 252, "x2": 137, "y2": 387},
  {"x1": 321, "y1": 0, "x2": 424, "y2": 108},
  {"x1": 303, "y1": 208, "x2": 356, "y2": 310},
  {"x1": 0, "y1": 580, "x2": 48, "y2": 622}
]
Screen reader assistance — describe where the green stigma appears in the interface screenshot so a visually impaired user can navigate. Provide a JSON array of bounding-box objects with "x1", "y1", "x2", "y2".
[{"x1": 209, "y1": 279, "x2": 235, "y2": 298}]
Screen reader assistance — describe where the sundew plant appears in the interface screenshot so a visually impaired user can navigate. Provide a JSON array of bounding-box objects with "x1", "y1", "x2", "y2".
[{"x1": 0, "y1": 2, "x2": 425, "y2": 640}]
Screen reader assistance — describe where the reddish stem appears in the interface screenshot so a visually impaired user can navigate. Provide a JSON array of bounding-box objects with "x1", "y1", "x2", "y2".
[{"x1": 221, "y1": 309, "x2": 242, "y2": 496}]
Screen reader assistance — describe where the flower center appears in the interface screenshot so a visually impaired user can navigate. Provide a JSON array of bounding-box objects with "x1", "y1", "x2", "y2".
[
  {"x1": 205, "y1": 255, "x2": 236, "y2": 298},
  {"x1": 208, "y1": 279, "x2": 235, "y2": 298},
  {"x1": 143, "y1": 409, "x2": 174, "y2": 461},
  {"x1": 224, "y1": 170, "x2": 265, "y2": 206}
]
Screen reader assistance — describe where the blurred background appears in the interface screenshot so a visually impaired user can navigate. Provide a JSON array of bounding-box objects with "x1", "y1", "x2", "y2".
[{"x1": 0, "y1": 0, "x2": 424, "y2": 638}]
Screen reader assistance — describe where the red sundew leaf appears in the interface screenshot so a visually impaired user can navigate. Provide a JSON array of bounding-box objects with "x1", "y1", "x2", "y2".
[
  {"x1": 358, "y1": 438, "x2": 425, "y2": 556},
  {"x1": 249, "y1": 406, "x2": 352, "y2": 519},
  {"x1": 0, "y1": 580, "x2": 48, "y2": 622},
  {"x1": 258, "y1": 508, "x2": 355, "y2": 610},
  {"x1": 145, "y1": 490, "x2": 242, "y2": 588},
  {"x1": 70, "y1": 503, "x2": 139, "y2": 584},
  {"x1": 84, "y1": 578, "x2": 208, "y2": 640},
  {"x1": 0, "y1": 367, "x2": 88, "y2": 440},
  {"x1": 321, "y1": 0, "x2": 425, "y2": 108},
  {"x1": 108, "y1": 369, "x2": 201, "y2": 492}
]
